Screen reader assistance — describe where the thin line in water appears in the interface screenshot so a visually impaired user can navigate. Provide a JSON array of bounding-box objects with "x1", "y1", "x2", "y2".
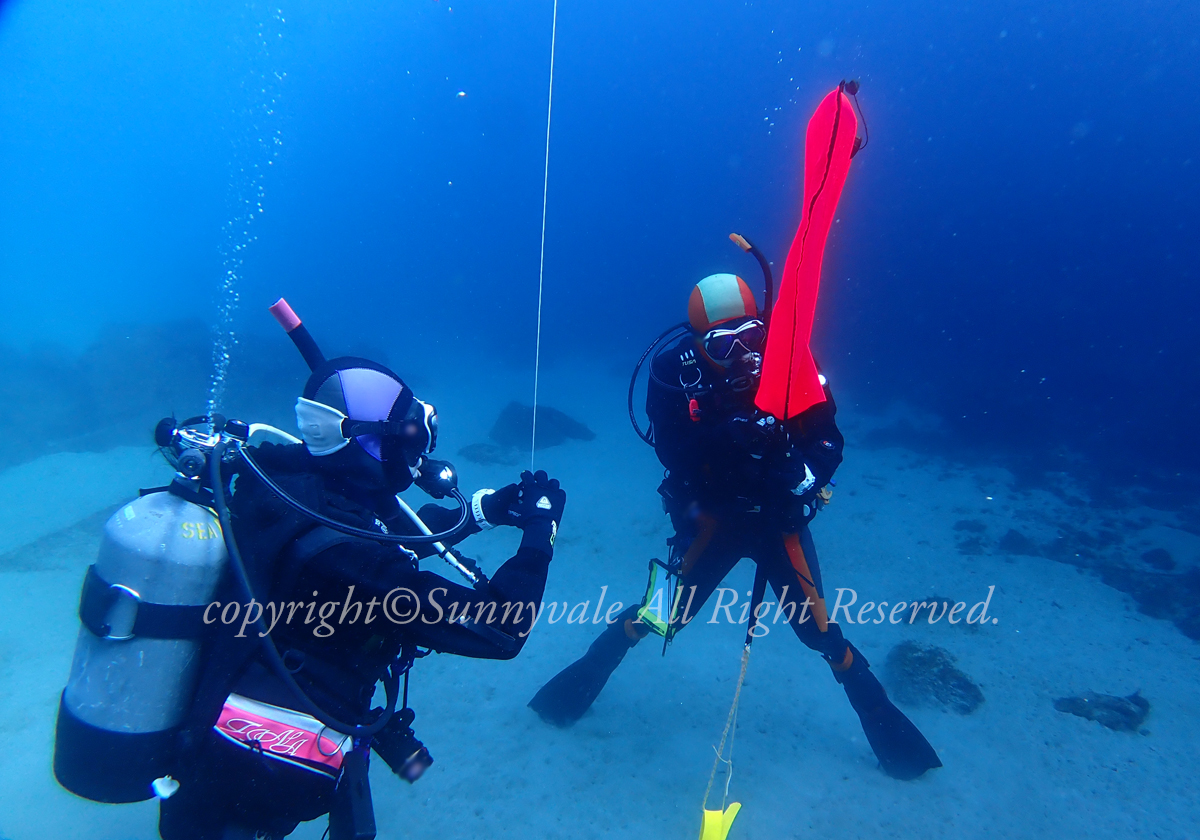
[{"x1": 531, "y1": 0, "x2": 558, "y2": 470}]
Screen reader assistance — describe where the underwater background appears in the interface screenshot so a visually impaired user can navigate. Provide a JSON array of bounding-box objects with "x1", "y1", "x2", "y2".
[
  {"x1": 1, "y1": 1, "x2": 1198, "y2": 838},
  {"x1": 2, "y1": 0, "x2": 1198, "y2": 478}
]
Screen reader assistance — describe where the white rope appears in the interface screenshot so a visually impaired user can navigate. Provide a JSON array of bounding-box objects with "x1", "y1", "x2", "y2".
[
  {"x1": 531, "y1": 0, "x2": 558, "y2": 469},
  {"x1": 702, "y1": 644, "x2": 750, "y2": 810}
]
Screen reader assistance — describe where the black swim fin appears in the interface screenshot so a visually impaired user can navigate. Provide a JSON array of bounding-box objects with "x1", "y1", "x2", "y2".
[
  {"x1": 529, "y1": 605, "x2": 641, "y2": 727},
  {"x1": 835, "y1": 645, "x2": 942, "y2": 780}
]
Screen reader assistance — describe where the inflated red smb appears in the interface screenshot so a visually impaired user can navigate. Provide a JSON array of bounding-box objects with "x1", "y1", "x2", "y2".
[{"x1": 756, "y1": 86, "x2": 857, "y2": 420}]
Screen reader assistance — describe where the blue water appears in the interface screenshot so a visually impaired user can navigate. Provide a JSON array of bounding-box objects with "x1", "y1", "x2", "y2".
[
  {"x1": 3, "y1": 0, "x2": 1197, "y2": 475},
  {"x1": 1, "y1": 1, "x2": 1198, "y2": 838}
]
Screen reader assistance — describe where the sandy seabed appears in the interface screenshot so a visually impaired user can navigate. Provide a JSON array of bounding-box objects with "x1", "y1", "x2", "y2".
[{"x1": 1, "y1": 366, "x2": 1196, "y2": 840}]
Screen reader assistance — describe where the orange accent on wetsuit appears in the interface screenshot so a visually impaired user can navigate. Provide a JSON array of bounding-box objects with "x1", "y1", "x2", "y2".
[{"x1": 783, "y1": 532, "x2": 830, "y2": 633}]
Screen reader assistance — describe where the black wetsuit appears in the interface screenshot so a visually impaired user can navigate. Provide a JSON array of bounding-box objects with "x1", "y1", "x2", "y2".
[
  {"x1": 643, "y1": 335, "x2": 848, "y2": 659},
  {"x1": 161, "y1": 443, "x2": 553, "y2": 840},
  {"x1": 531, "y1": 335, "x2": 941, "y2": 779}
]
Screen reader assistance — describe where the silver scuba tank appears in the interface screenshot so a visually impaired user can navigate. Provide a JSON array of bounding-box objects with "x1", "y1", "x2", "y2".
[{"x1": 53, "y1": 482, "x2": 227, "y2": 803}]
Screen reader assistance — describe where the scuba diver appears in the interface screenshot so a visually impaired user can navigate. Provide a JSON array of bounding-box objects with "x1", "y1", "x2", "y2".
[
  {"x1": 527, "y1": 271, "x2": 942, "y2": 781},
  {"x1": 54, "y1": 300, "x2": 566, "y2": 839}
]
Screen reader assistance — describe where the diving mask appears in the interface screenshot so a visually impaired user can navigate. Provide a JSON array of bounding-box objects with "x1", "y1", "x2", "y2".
[
  {"x1": 702, "y1": 319, "x2": 766, "y2": 361},
  {"x1": 296, "y1": 397, "x2": 439, "y2": 462}
]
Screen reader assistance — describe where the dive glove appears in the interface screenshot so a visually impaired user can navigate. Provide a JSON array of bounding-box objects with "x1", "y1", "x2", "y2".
[
  {"x1": 486, "y1": 470, "x2": 566, "y2": 553},
  {"x1": 477, "y1": 483, "x2": 519, "y2": 528},
  {"x1": 769, "y1": 464, "x2": 821, "y2": 529},
  {"x1": 726, "y1": 411, "x2": 787, "y2": 459},
  {"x1": 511, "y1": 470, "x2": 566, "y2": 528},
  {"x1": 478, "y1": 471, "x2": 566, "y2": 529},
  {"x1": 414, "y1": 458, "x2": 458, "y2": 499}
]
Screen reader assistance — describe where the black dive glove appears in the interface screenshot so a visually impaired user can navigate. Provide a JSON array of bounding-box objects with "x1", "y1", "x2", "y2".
[
  {"x1": 474, "y1": 484, "x2": 517, "y2": 528},
  {"x1": 763, "y1": 461, "x2": 821, "y2": 530},
  {"x1": 511, "y1": 470, "x2": 566, "y2": 527},
  {"x1": 476, "y1": 471, "x2": 566, "y2": 525},
  {"x1": 725, "y1": 411, "x2": 788, "y2": 459},
  {"x1": 413, "y1": 458, "x2": 458, "y2": 499},
  {"x1": 482, "y1": 470, "x2": 565, "y2": 552}
]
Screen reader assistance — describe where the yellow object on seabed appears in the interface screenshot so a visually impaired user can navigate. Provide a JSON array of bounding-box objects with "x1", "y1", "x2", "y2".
[{"x1": 699, "y1": 803, "x2": 742, "y2": 840}]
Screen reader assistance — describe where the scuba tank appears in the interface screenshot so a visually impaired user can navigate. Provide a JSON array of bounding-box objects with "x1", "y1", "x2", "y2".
[
  {"x1": 53, "y1": 423, "x2": 228, "y2": 804},
  {"x1": 52, "y1": 300, "x2": 476, "y2": 837}
]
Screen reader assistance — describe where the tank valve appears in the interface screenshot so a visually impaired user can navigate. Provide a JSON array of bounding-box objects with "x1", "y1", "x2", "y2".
[
  {"x1": 176, "y1": 450, "x2": 206, "y2": 479},
  {"x1": 224, "y1": 419, "x2": 250, "y2": 441}
]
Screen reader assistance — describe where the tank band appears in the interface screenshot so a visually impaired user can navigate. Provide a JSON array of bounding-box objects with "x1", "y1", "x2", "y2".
[{"x1": 79, "y1": 565, "x2": 208, "y2": 641}]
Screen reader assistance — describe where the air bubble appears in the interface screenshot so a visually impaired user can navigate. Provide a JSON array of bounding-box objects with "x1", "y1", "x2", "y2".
[{"x1": 208, "y1": 6, "x2": 286, "y2": 419}]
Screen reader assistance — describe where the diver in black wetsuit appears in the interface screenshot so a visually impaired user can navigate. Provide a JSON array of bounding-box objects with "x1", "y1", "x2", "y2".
[
  {"x1": 160, "y1": 355, "x2": 565, "y2": 840},
  {"x1": 528, "y1": 272, "x2": 940, "y2": 781}
]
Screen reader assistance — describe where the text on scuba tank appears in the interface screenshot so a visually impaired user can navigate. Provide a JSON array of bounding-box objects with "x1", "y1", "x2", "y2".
[{"x1": 181, "y1": 520, "x2": 221, "y2": 540}]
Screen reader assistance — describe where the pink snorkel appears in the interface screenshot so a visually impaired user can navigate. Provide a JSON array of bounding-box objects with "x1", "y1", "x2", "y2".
[{"x1": 268, "y1": 298, "x2": 325, "y2": 372}]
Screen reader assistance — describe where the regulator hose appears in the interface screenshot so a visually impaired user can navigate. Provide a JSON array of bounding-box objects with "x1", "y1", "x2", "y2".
[
  {"x1": 237, "y1": 443, "x2": 471, "y2": 545},
  {"x1": 210, "y1": 438, "x2": 400, "y2": 738},
  {"x1": 627, "y1": 322, "x2": 690, "y2": 445}
]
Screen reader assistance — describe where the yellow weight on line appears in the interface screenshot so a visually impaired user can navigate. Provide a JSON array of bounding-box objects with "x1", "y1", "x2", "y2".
[{"x1": 699, "y1": 803, "x2": 741, "y2": 840}]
